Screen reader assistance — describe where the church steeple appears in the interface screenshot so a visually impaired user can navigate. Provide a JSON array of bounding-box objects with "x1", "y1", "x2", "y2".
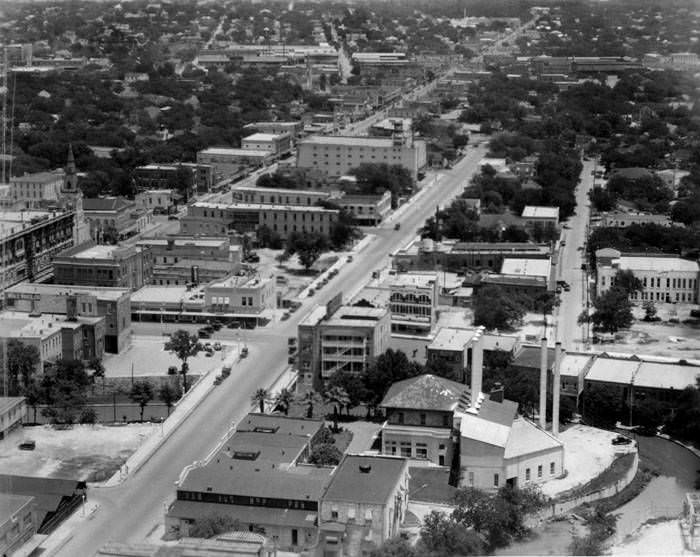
[{"x1": 64, "y1": 143, "x2": 77, "y2": 192}]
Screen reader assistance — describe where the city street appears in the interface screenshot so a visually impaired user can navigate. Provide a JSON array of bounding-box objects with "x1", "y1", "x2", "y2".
[
  {"x1": 554, "y1": 158, "x2": 595, "y2": 350},
  {"x1": 55, "y1": 143, "x2": 488, "y2": 557}
]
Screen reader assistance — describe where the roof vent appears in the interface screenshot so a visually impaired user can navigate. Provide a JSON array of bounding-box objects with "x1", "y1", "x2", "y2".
[{"x1": 359, "y1": 464, "x2": 372, "y2": 474}]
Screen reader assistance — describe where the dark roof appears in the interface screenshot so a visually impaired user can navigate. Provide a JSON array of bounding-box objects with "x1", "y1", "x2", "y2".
[
  {"x1": 380, "y1": 374, "x2": 466, "y2": 411},
  {"x1": 512, "y1": 345, "x2": 555, "y2": 371},
  {"x1": 169, "y1": 500, "x2": 318, "y2": 528},
  {"x1": 83, "y1": 196, "x2": 132, "y2": 212},
  {"x1": 236, "y1": 413, "x2": 324, "y2": 437},
  {"x1": 477, "y1": 397, "x2": 518, "y2": 426},
  {"x1": 613, "y1": 167, "x2": 654, "y2": 180},
  {"x1": 322, "y1": 455, "x2": 408, "y2": 505}
]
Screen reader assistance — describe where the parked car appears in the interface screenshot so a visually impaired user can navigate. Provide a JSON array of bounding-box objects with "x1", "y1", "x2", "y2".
[
  {"x1": 213, "y1": 342, "x2": 222, "y2": 351},
  {"x1": 612, "y1": 435, "x2": 632, "y2": 446},
  {"x1": 281, "y1": 312, "x2": 290, "y2": 321},
  {"x1": 205, "y1": 351, "x2": 214, "y2": 357},
  {"x1": 347, "y1": 255, "x2": 353, "y2": 262},
  {"x1": 227, "y1": 321, "x2": 241, "y2": 329},
  {"x1": 394, "y1": 223, "x2": 401, "y2": 230},
  {"x1": 240, "y1": 346, "x2": 249, "y2": 358},
  {"x1": 18, "y1": 440, "x2": 35, "y2": 451},
  {"x1": 198, "y1": 329, "x2": 211, "y2": 339}
]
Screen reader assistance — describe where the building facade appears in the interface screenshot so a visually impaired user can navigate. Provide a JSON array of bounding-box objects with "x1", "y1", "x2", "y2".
[
  {"x1": 596, "y1": 249, "x2": 700, "y2": 303},
  {"x1": 241, "y1": 133, "x2": 292, "y2": 156},
  {"x1": 53, "y1": 242, "x2": 153, "y2": 290},
  {"x1": 297, "y1": 135, "x2": 427, "y2": 180},
  {"x1": 0, "y1": 397, "x2": 27, "y2": 439},
  {"x1": 337, "y1": 191, "x2": 392, "y2": 226},
  {"x1": 231, "y1": 186, "x2": 339, "y2": 207},
  {"x1": 388, "y1": 272, "x2": 439, "y2": 334},
  {"x1": 196, "y1": 148, "x2": 273, "y2": 180},
  {"x1": 0, "y1": 494, "x2": 37, "y2": 556}
]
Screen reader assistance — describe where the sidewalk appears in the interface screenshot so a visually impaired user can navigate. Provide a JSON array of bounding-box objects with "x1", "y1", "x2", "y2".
[
  {"x1": 30, "y1": 500, "x2": 99, "y2": 557},
  {"x1": 103, "y1": 346, "x2": 239, "y2": 487}
]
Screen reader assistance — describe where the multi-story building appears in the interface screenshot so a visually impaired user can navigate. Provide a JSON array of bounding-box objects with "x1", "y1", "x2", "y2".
[
  {"x1": 8, "y1": 171, "x2": 63, "y2": 209},
  {"x1": 598, "y1": 211, "x2": 674, "y2": 228},
  {"x1": 241, "y1": 133, "x2": 292, "y2": 157},
  {"x1": 244, "y1": 121, "x2": 304, "y2": 143},
  {"x1": 0, "y1": 312, "x2": 64, "y2": 372},
  {"x1": 166, "y1": 414, "x2": 330, "y2": 551},
  {"x1": 521, "y1": 206, "x2": 559, "y2": 231},
  {"x1": 481, "y1": 257, "x2": 554, "y2": 296},
  {"x1": 298, "y1": 297, "x2": 391, "y2": 391},
  {"x1": 231, "y1": 186, "x2": 340, "y2": 207},
  {"x1": 180, "y1": 202, "x2": 338, "y2": 239},
  {"x1": 368, "y1": 118, "x2": 412, "y2": 138},
  {"x1": 0, "y1": 210, "x2": 76, "y2": 289},
  {"x1": 388, "y1": 272, "x2": 440, "y2": 334},
  {"x1": 297, "y1": 135, "x2": 427, "y2": 181},
  {"x1": 133, "y1": 164, "x2": 196, "y2": 198},
  {"x1": 338, "y1": 191, "x2": 392, "y2": 226},
  {"x1": 380, "y1": 374, "x2": 466, "y2": 466},
  {"x1": 392, "y1": 238, "x2": 550, "y2": 273},
  {"x1": 426, "y1": 327, "x2": 482, "y2": 383},
  {"x1": 318, "y1": 455, "x2": 409, "y2": 557},
  {"x1": 53, "y1": 242, "x2": 153, "y2": 290},
  {"x1": 596, "y1": 249, "x2": 700, "y2": 303},
  {"x1": 204, "y1": 275, "x2": 276, "y2": 314},
  {"x1": 196, "y1": 148, "x2": 273, "y2": 180},
  {"x1": 0, "y1": 397, "x2": 27, "y2": 439},
  {"x1": 134, "y1": 189, "x2": 180, "y2": 214},
  {"x1": 82, "y1": 197, "x2": 153, "y2": 241},
  {"x1": 0, "y1": 494, "x2": 37, "y2": 556}
]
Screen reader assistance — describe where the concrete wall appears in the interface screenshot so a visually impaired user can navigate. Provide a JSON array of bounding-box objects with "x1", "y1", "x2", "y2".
[{"x1": 459, "y1": 437, "x2": 506, "y2": 491}]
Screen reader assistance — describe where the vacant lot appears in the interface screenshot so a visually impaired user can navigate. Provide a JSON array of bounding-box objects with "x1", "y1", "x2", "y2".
[{"x1": 0, "y1": 423, "x2": 156, "y2": 482}]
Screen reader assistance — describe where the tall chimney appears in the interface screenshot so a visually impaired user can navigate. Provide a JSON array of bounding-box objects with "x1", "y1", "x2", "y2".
[
  {"x1": 552, "y1": 341, "x2": 563, "y2": 436},
  {"x1": 539, "y1": 337, "x2": 548, "y2": 429},
  {"x1": 470, "y1": 327, "x2": 484, "y2": 409}
]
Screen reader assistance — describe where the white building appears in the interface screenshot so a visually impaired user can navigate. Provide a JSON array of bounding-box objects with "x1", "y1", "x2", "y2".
[
  {"x1": 241, "y1": 133, "x2": 292, "y2": 157},
  {"x1": 9, "y1": 171, "x2": 64, "y2": 209},
  {"x1": 197, "y1": 148, "x2": 273, "y2": 180},
  {"x1": 521, "y1": 206, "x2": 559, "y2": 229},
  {"x1": 135, "y1": 189, "x2": 180, "y2": 213},
  {"x1": 596, "y1": 249, "x2": 700, "y2": 303},
  {"x1": 297, "y1": 135, "x2": 427, "y2": 181}
]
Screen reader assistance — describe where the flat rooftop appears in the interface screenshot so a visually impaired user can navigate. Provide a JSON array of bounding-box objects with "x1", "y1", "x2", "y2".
[
  {"x1": 192, "y1": 202, "x2": 338, "y2": 214},
  {"x1": 300, "y1": 135, "x2": 404, "y2": 148},
  {"x1": 4, "y1": 283, "x2": 129, "y2": 301},
  {"x1": 429, "y1": 327, "x2": 478, "y2": 351},
  {"x1": 243, "y1": 132, "x2": 289, "y2": 142},
  {"x1": 0, "y1": 311, "x2": 101, "y2": 338},
  {"x1": 137, "y1": 237, "x2": 228, "y2": 249},
  {"x1": 131, "y1": 286, "x2": 204, "y2": 305},
  {"x1": 616, "y1": 255, "x2": 699, "y2": 273},
  {"x1": 522, "y1": 205, "x2": 560, "y2": 219},
  {"x1": 500, "y1": 257, "x2": 551, "y2": 278},
  {"x1": 67, "y1": 245, "x2": 119, "y2": 259},
  {"x1": 198, "y1": 148, "x2": 271, "y2": 157},
  {"x1": 323, "y1": 455, "x2": 407, "y2": 506},
  {"x1": 209, "y1": 274, "x2": 268, "y2": 289},
  {"x1": 232, "y1": 185, "x2": 331, "y2": 196}
]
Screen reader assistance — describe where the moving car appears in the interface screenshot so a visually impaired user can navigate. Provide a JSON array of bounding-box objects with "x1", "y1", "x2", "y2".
[{"x1": 612, "y1": 435, "x2": 633, "y2": 446}]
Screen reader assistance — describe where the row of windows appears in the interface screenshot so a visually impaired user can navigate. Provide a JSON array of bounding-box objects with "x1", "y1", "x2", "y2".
[
  {"x1": 394, "y1": 412, "x2": 450, "y2": 427},
  {"x1": 632, "y1": 291, "x2": 696, "y2": 302},
  {"x1": 177, "y1": 490, "x2": 317, "y2": 510},
  {"x1": 469, "y1": 461, "x2": 558, "y2": 489},
  {"x1": 385, "y1": 440, "x2": 446, "y2": 459}
]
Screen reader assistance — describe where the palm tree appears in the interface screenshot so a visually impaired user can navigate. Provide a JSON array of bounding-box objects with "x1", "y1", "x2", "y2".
[
  {"x1": 275, "y1": 388, "x2": 294, "y2": 415},
  {"x1": 324, "y1": 386, "x2": 350, "y2": 431},
  {"x1": 252, "y1": 388, "x2": 270, "y2": 414},
  {"x1": 297, "y1": 390, "x2": 322, "y2": 419}
]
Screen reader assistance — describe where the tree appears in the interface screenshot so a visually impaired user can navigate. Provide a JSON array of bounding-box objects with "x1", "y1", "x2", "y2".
[
  {"x1": 252, "y1": 388, "x2": 269, "y2": 414},
  {"x1": 130, "y1": 380, "x2": 155, "y2": 422},
  {"x1": 22, "y1": 380, "x2": 43, "y2": 424},
  {"x1": 418, "y1": 510, "x2": 484, "y2": 556},
  {"x1": 363, "y1": 349, "x2": 422, "y2": 408},
  {"x1": 581, "y1": 383, "x2": 622, "y2": 429},
  {"x1": 40, "y1": 359, "x2": 91, "y2": 425},
  {"x1": 452, "y1": 485, "x2": 545, "y2": 551},
  {"x1": 164, "y1": 330, "x2": 202, "y2": 392},
  {"x1": 4, "y1": 340, "x2": 40, "y2": 396},
  {"x1": 642, "y1": 300, "x2": 657, "y2": 321},
  {"x1": 286, "y1": 231, "x2": 329, "y2": 271},
  {"x1": 189, "y1": 515, "x2": 242, "y2": 538},
  {"x1": 613, "y1": 269, "x2": 643, "y2": 297},
  {"x1": 309, "y1": 443, "x2": 342, "y2": 466},
  {"x1": 588, "y1": 185, "x2": 616, "y2": 212},
  {"x1": 370, "y1": 537, "x2": 418, "y2": 557},
  {"x1": 473, "y1": 286, "x2": 526, "y2": 331},
  {"x1": 590, "y1": 287, "x2": 634, "y2": 334},
  {"x1": 297, "y1": 390, "x2": 322, "y2": 418},
  {"x1": 159, "y1": 381, "x2": 181, "y2": 416},
  {"x1": 324, "y1": 386, "x2": 350, "y2": 430},
  {"x1": 424, "y1": 357, "x2": 460, "y2": 381},
  {"x1": 326, "y1": 369, "x2": 368, "y2": 411},
  {"x1": 275, "y1": 388, "x2": 294, "y2": 415},
  {"x1": 89, "y1": 358, "x2": 105, "y2": 395}
]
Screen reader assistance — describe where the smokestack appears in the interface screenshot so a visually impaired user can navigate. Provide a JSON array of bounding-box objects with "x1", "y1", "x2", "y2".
[
  {"x1": 470, "y1": 327, "x2": 484, "y2": 410},
  {"x1": 552, "y1": 341, "x2": 563, "y2": 436},
  {"x1": 539, "y1": 337, "x2": 547, "y2": 429}
]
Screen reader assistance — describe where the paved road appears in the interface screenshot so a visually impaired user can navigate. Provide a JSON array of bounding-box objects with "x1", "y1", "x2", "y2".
[
  {"x1": 554, "y1": 158, "x2": 595, "y2": 350},
  {"x1": 58, "y1": 143, "x2": 488, "y2": 557}
]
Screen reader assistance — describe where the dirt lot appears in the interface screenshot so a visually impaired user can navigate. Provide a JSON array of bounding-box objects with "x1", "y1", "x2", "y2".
[
  {"x1": 594, "y1": 303, "x2": 700, "y2": 358},
  {"x1": 255, "y1": 247, "x2": 341, "y2": 299},
  {"x1": 0, "y1": 423, "x2": 156, "y2": 482}
]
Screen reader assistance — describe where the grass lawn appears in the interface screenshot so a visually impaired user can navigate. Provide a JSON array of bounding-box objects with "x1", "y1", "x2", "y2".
[
  {"x1": 333, "y1": 429, "x2": 354, "y2": 453},
  {"x1": 409, "y1": 467, "x2": 458, "y2": 504}
]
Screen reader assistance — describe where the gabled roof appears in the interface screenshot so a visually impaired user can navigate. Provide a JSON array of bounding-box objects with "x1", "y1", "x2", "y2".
[
  {"x1": 503, "y1": 417, "x2": 562, "y2": 459},
  {"x1": 83, "y1": 197, "x2": 132, "y2": 212},
  {"x1": 379, "y1": 374, "x2": 466, "y2": 411}
]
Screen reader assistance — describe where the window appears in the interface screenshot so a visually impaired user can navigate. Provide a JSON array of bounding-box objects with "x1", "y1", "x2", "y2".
[
  {"x1": 419, "y1": 413, "x2": 426, "y2": 425},
  {"x1": 525, "y1": 468, "x2": 531, "y2": 481},
  {"x1": 331, "y1": 507, "x2": 338, "y2": 520},
  {"x1": 469, "y1": 471, "x2": 475, "y2": 486},
  {"x1": 538, "y1": 465, "x2": 543, "y2": 478},
  {"x1": 397, "y1": 412, "x2": 404, "y2": 424},
  {"x1": 415, "y1": 443, "x2": 428, "y2": 459},
  {"x1": 442, "y1": 414, "x2": 450, "y2": 427},
  {"x1": 550, "y1": 462, "x2": 555, "y2": 475},
  {"x1": 400, "y1": 442, "x2": 411, "y2": 457},
  {"x1": 493, "y1": 473, "x2": 499, "y2": 487}
]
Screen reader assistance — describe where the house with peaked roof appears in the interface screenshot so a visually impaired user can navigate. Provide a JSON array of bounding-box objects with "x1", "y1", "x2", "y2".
[{"x1": 380, "y1": 374, "x2": 465, "y2": 466}]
